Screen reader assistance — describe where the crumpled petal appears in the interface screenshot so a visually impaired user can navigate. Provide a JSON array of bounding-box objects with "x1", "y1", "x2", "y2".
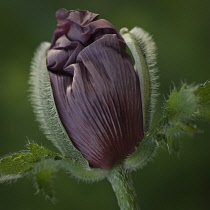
[{"x1": 47, "y1": 9, "x2": 144, "y2": 170}]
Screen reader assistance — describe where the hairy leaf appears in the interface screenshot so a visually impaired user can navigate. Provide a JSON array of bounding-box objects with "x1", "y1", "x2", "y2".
[
  {"x1": 156, "y1": 81, "x2": 210, "y2": 152},
  {"x1": 34, "y1": 159, "x2": 59, "y2": 201},
  {"x1": 0, "y1": 142, "x2": 61, "y2": 182},
  {"x1": 166, "y1": 85, "x2": 198, "y2": 121},
  {"x1": 195, "y1": 81, "x2": 210, "y2": 119}
]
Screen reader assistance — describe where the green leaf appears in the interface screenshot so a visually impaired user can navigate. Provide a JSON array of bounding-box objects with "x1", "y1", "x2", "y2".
[
  {"x1": 166, "y1": 81, "x2": 210, "y2": 122},
  {"x1": 155, "y1": 81, "x2": 210, "y2": 153},
  {"x1": 167, "y1": 137, "x2": 180, "y2": 154},
  {"x1": 0, "y1": 174, "x2": 23, "y2": 183},
  {"x1": 166, "y1": 85, "x2": 199, "y2": 122},
  {"x1": 34, "y1": 159, "x2": 59, "y2": 201},
  {"x1": 29, "y1": 142, "x2": 51, "y2": 158},
  {"x1": 195, "y1": 81, "x2": 210, "y2": 119},
  {"x1": 0, "y1": 152, "x2": 37, "y2": 175},
  {"x1": 0, "y1": 142, "x2": 62, "y2": 182},
  {"x1": 165, "y1": 122, "x2": 197, "y2": 137}
]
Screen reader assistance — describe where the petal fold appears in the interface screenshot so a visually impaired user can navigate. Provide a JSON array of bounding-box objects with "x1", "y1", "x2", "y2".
[{"x1": 47, "y1": 9, "x2": 144, "y2": 170}]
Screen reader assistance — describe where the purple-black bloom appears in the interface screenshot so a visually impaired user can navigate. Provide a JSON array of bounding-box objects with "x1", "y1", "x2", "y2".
[{"x1": 47, "y1": 8, "x2": 144, "y2": 170}]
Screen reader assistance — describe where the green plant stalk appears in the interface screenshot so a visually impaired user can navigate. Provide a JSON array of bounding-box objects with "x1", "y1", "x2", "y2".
[{"x1": 108, "y1": 169, "x2": 140, "y2": 210}]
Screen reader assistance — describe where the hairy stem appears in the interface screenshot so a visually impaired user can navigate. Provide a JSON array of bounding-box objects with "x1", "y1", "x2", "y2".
[{"x1": 107, "y1": 168, "x2": 140, "y2": 210}]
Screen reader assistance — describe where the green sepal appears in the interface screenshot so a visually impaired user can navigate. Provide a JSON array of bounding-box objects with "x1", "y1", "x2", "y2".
[
  {"x1": 124, "y1": 136, "x2": 158, "y2": 170},
  {"x1": 120, "y1": 27, "x2": 159, "y2": 131},
  {"x1": 119, "y1": 27, "x2": 159, "y2": 170},
  {"x1": 29, "y1": 42, "x2": 98, "y2": 172},
  {"x1": 60, "y1": 159, "x2": 108, "y2": 182},
  {"x1": 29, "y1": 42, "x2": 110, "y2": 181},
  {"x1": 30, "y1": 43, "x2": 85, "y2": 162}
]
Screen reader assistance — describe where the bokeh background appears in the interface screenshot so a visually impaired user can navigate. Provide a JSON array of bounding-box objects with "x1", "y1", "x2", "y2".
[{"x1": 0, "y1": 0, "x2": 210, "y2": 209}]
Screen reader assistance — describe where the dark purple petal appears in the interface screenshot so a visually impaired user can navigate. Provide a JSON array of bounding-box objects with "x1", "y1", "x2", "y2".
[
  {"x1": 48, "y1": 35, "x2": 84, "y2": 72},
  {"x1": 47, "y1": 9, "x2": 144, "y2": 170},
  {"x1": 66, "y1": 19, "x2": 119, "y2": 45}
]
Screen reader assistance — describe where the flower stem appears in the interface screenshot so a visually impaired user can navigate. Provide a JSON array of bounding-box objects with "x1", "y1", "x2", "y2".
[{"x1": 107, "y1": 168, "x2": 140, "y2": 210}]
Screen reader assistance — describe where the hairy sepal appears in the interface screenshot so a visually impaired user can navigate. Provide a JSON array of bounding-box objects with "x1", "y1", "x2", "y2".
[
  {"x1": 29, "y1": 43, "x2": 84, "y2": 161},
  {"x1": 29, "y1": 43, "x2": 106, "y2": 179},
  {"x1": 124, "y1": 136, "x2": 158, "y2": 170},
  {"x1": 120, "y1": 27, "x2": 159, "y2": 131},
  {"x1": 60, "y1": 159, "x2": 108, "y2": 182},
  {"x1": 120, "y1": 27, "x2": 159, "y2": 170}
]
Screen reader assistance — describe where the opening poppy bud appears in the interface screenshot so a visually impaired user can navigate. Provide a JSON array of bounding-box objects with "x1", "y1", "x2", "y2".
[{"x1": 46, "y1": 8, "x2": 144, "y2": 170}]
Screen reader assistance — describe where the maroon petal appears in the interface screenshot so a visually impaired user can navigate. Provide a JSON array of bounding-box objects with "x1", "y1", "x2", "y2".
[
  {"x1": 48, "y1": 35, "x2": 84, "y2": 72},
  {"x1": 47, "y1": 9, "x2": 144, "y2": 170},
  {"x1": 66, "y1": 19, "x2": 120, "y2": 45},
  {"x1": 49, "y1": 35, "x2": 143, "y2": 170},
  {"x1": 51, "y1": 9, "x2": 99, "y2": 47}
]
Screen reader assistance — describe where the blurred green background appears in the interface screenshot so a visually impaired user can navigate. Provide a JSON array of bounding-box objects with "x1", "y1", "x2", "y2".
[{"x1": 0, "y1": 0, "x2": 210, "y2": 209}]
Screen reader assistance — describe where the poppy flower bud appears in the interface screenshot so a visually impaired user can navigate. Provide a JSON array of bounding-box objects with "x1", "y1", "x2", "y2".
[{"x1": 46, "y1": 8, "x2": 144, "y2": 170}]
